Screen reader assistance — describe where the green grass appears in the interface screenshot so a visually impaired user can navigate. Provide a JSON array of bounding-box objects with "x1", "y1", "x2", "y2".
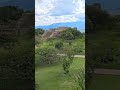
[
  {"x1": 35, "y1": 58, "x2": 85, "y2": 90},
  {"x1": 88, "y1": 31, "x2": 120, "y2": 69},
  {"x1": 88, "y1": 74, "x2": 120, "y2": 90}
]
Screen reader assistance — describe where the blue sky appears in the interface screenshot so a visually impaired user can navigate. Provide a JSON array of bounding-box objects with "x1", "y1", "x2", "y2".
[
  {"x1": 36, "y1": 21, "x2": 85, "y2": 32},
  {"x1": 0, "y1": 0, "x2": 34, "y2": 10},
  {"x1": 35, "y1": 0, "x2": 85, "y2": 31},
  {"x1": 86, "y1": 0, "x2": 120, "y2": 15}
]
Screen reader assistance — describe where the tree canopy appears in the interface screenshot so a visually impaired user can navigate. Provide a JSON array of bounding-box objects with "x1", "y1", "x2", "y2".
[
  {"x1": 35, "y1": 28, "x2": 45, "y2": 36},
  {"x1": 59, "y1": 27, "x2": 81, "y2": 40},
  {"x1": 0, "y1": 6, "x2": 23, "y2": 22}
]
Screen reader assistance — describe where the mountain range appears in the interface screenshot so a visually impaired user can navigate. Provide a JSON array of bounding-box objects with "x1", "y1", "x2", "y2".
[{"x1": 36, "y1": 21, "x2": 85, "y2": 32}]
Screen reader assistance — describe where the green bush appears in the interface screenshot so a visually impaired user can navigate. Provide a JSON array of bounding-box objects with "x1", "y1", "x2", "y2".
[
  {"x1": 60, "y1": 31, "x2": 74, "y2": 40},
  {"x1": 35, "y1": 28, "x2": 44, "y2": 36},
  {"x1": 59, "y1": 28, "x2": 81, "y2": 40},
  {"x1": 73, "y1": 69, "x2": 85, "y2": 90},
  {"x1": 73, "y1": 47, "x2": 84, "y2": 54},
  {"x1": 55, "y1": 41, "x2": 63, "y2": 49},
  {"x1": 62, "y1": 48, "x2": 74, "y2": 74},
  {"x1": 35, "y1": 47, "x2": 58, "y2": 65}
]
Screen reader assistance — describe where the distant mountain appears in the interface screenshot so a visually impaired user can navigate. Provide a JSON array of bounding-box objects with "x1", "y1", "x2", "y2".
[{"x1": 36, "y1": 21, "x2": 85, "y2": 32}]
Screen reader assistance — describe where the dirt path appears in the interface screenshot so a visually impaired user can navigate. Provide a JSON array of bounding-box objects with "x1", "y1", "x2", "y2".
[
  {"x1": 95, "y1": 68, "x2": 120, "y2": 75},
  {"x1": 57, "y1": 54, "x2": 85, "y2": 58}
]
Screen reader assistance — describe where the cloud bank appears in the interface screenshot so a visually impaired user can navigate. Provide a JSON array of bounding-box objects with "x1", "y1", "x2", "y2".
[{"x1": 35, "y1": 0, "x2": 85, "y2": 26}]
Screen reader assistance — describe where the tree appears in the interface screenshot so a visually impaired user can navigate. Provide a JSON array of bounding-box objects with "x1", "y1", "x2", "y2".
[
  {"x1": 69, "y1": 27, "x2": 81, "y2": 38},
  {"x1": 62, "y1": 48, "x2": 74, "y2": 74},
  {"x1": 55, "y1": 41, "x2": 63, "y2": 50},
  {"x1": 60, "y1": 31, "x2": 74, "y2": 40},
  {"x1": 86, "y1": 3, "x2": 110, "y2": 31},
  {"x1": 35, "y1": 28, "x2": 44, "y2": 36},
  {"x1": 36, "y1": 47, "x2": 58, "y2": 65},
  {"x1": 59, "y1": 27, "x2": 81, "y2": 40},
  {"x1": 86, "y1": 16, "x2": 93, "y2": 32}
]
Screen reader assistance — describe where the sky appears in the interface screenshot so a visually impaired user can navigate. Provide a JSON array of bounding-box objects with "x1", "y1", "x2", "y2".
[
  {"x1": 35, "y1": 0, "x2": 85, "y2": 31},
  {"x1": 0, "y1": 0, "x2": 34, "y2": 10},
  {"x1": 86, "y1": 0, "x2": 120, "y2": 15},
  {"x1": 36, "y1": 21, "x2": 85, "y2": 32}
]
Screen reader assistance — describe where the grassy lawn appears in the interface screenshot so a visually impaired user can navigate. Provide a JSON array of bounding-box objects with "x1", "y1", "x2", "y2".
[
  {"x1": 88, "y1": 74, "x2": 120, "y2": 90},
  {"x1": 88, "y1": 31, "x2": 120, "y2": 69},
  {"x1": 35, "y1": 58, "x2": 85, "y2": 90}
]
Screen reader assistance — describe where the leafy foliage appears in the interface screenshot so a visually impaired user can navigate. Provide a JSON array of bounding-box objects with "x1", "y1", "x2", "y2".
[
  {"x1": 73, "y1": 69, "x2": 85, "y2": 90},
  {"x1": 55, "y1": 41, "x2": 63, "y2": 49},
  {"x1": 36, "y1": 47, "x2": 58, "y2": 65},
  {"x1": 62, "y1": 48, "x2": 75, "y2": 74},
  {"x1": 86, "y1": 3, "x2": 120, "y2": 89},
  {"x1": 35, "y1": 28, "x2": 44, "y2": 36},
  {"x1": 59, "y1": 27, "x2": 81, "y2": 40}
]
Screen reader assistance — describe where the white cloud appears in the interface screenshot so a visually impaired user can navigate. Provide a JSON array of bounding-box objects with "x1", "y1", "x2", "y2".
[{"x1": 35, "y1": 0, "x2": 85, "y2": 26}]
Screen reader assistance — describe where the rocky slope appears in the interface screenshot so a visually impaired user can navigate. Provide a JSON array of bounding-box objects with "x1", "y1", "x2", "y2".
[{"x1": 42, "y1": 27, "x2": 69, "y2": 38}]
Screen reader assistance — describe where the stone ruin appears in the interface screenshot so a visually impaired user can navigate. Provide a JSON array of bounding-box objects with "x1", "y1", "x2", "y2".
[{"x1": 42, "y1": 27, "x2": 69, "y2": 39}]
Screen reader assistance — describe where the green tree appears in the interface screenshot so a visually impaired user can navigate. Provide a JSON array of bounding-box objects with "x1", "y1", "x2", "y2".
[
  {"x1": 69, "y1": 27, "x2": 81, "y2": 38},
  {"x1": 35, "y1": 28, "x2": 44, "y2": 36},
  {"x1": 55, "y1": 41, "x2": 63, "y2": 50},
  {"x1": 60, "y1": 31, "x2": 74, "y2": 40},
  {"x1": 60, "y1": 27, "x2": 81, "y2": 40},
  {"x1": 62, "y1": 48, "x2": 74, "y2": 74},
  {"x1": 36, "y1": 47, "x2": 57, "y2": 65},
  {"x1": 86, "y1": 16, "x2": 93, "y2": 32},
  {"x1": 86, "y1": 3, "x2": 110, "y2": 30}
]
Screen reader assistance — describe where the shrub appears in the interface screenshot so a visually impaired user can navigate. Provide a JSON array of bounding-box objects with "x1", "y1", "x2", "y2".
[
  {"x1": 62, "y1": 48, "x2": 75, "y2": 74},
  {"x1": 55, "y1": 41, "x2": 63, "y2": 49},
  {"x1": 73, "y1": 47, "x2": 83, "y2": 54},
  {"x1": 73, "y1": 69, "x2": 85, "y2": 90},
  {"x1": 69, "y1": 28, "x2": 82, "y2": 38},
  {"x1": 60, "y1": 31, "x2": 74, "y2": 40},
  {"x1": 59, "y1": 28, "x2": 82, "y2": 41},
  {"x1": 62, "y1": 57, "x2": 73, "y2": 74},
  {"x1": 35, "y1": 28, "x2": 44, "y2": 36},
  {"x1": 36, "y1": 47, "x2": 58, "y2": 65}
]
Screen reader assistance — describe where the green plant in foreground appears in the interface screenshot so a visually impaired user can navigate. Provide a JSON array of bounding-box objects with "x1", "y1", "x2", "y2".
[
  {"x1": 62, "y1": 57, "x2": 71, "y2": 74},
  {"x1": 73, "y1": 69, "x2": 85, "y2": 90},
  {"x1": 62, "y1": 49, "x2": 74, "y2": 74}
]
